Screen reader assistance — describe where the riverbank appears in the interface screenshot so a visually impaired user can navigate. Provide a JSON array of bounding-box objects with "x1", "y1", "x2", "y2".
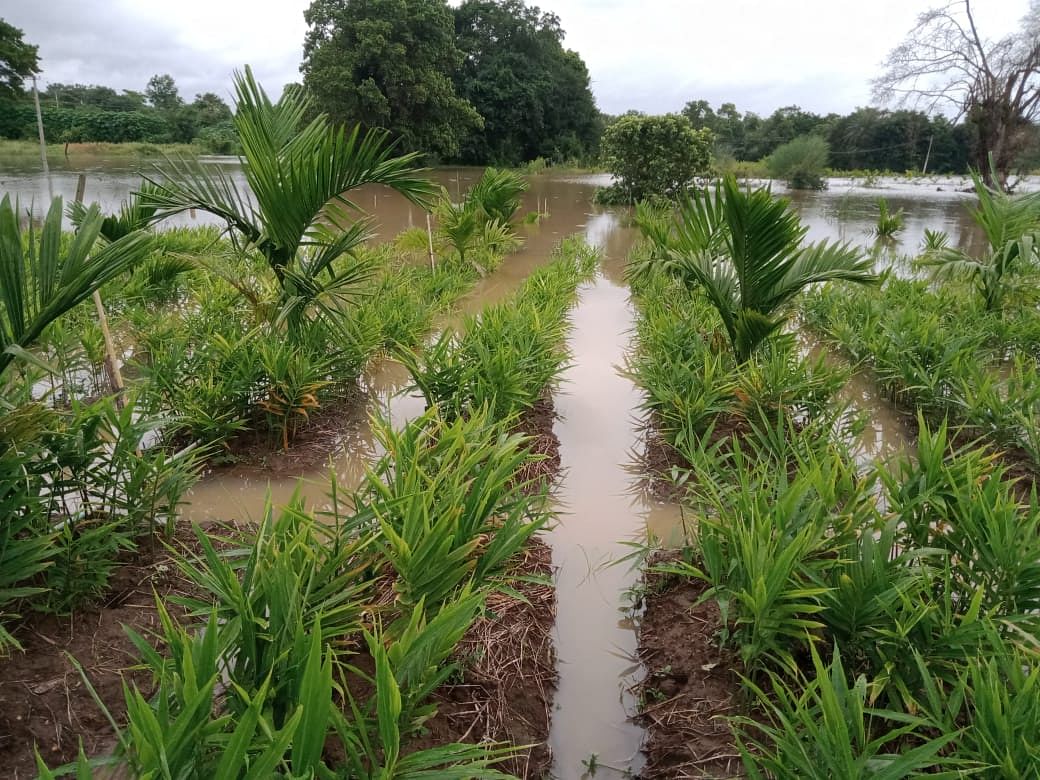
[{"x1": 0, "y1": 139, "x2": 205, "y2": 164}]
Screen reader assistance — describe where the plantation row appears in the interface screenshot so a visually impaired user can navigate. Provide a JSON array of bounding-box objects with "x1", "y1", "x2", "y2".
[{"x1": 625, "y1": 174, "x2": 1040, "y2": 775}]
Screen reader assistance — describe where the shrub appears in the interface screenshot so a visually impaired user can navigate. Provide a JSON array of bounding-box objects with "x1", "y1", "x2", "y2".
[
  {"x1": 767, "y1": 135, "x2": 830, "y2": 190},
  {"x1": 599, "y1": 113, "x2": 714, "y2": 202}
]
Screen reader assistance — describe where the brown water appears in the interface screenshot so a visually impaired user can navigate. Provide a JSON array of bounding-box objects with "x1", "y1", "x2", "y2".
[
  {"x1": 547, "y1": 212, "x2": 684, "y2": 779},
  {"x1": 2, "y1": 157, "x2": 997, "y2": 262},
  {"x1": 797, "y1": 331, "x2": 912, "y2": 468}
]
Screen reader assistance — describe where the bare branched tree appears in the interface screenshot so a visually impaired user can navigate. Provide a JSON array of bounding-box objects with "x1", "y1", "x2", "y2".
[{"x1": 873, "y1": 0, "x2": 1040, "y2": 187}]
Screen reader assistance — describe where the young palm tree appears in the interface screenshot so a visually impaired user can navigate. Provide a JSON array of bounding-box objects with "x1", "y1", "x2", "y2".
[
  {"x1": 142, "y1": 66, "x2": 438, "y2": 329},
  {"x1": 923, "y1": 170, "x2": 1040, "y2": 311},
  {"x1": 437, "y1": 198, "x2": 483, "y2": 269},
  {"x1": 0, "y1": 195, "x2": 151, "y2": 379},
  {"x1": 635, "y1": 176, "x2": 876, "y2": 362},
  {"x1": 467, "y1": 167, "x2": 528, "y2": 225}
]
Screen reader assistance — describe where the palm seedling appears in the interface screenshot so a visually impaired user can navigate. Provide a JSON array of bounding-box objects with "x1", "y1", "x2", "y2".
[
  {"x1": 922, "y1": 169, "x2": 1040, "y2": 310},
  {"x1": 68, "y1": 181, "x2": 163, "y2": 241},
  {"x1": 0, "y1": 195, "x2": 151, "y2": 379},
  {"x1": 467, "y1": 167, "x2": 528, "y2": 225},
  {"x1": 873, "y1": 197, "x2": 904, "y2": 239},
  {"x1": 437, "y1": 197, "x2": 484, "y2": 270},
  {"x1": 142, "y1": 66, "x2": 438, "y2": 333},
  {"x1": 634, "y1": 175, "x2": 876, "y2": 363}
]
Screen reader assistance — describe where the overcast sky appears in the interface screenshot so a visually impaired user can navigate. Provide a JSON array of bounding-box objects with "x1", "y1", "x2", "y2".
[{"x1": 4, "y1": 0, "x2": 1031, "y2": 117}]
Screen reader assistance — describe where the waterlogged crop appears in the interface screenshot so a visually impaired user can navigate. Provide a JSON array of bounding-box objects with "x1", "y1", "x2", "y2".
[
  {"x1": 922, "y1": 170, "x2": 1040, "y2": 311},
  {"x1": 399, "y1": 238, "x2": 596, "y2": 422},
  {"x1": 37, "y1": 405, "x2": 548, "y2": 776},
  {"x1": 629, "y1": 209, "x2": 1040, "y2": 774},
  {"x1": 633, "y1": 175, "x2": 875, "y2": 362}
]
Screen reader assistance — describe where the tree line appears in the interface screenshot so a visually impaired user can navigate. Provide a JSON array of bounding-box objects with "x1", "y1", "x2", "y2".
[
  {"x1": 677, "y1": 101, "x2": 981, "y2": 175},
  {"x1": 0, "y1": 69, "x2": 237, "y2": 151}
]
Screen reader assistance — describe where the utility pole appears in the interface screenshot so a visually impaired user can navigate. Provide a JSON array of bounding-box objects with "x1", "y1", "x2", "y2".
[
  {"x1": 922, "y1": 135, "x2": 934, "y2": 175},
  {"x1": 31, "y1": 75, "x2": 52, "y2": 198}
]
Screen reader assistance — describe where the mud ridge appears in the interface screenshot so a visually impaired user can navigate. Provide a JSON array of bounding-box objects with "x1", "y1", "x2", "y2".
[{"x1": 634, "y1": 552, "x2": 745, "y2": 779}]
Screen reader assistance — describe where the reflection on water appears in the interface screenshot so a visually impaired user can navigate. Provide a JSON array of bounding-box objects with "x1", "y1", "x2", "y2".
[
  {"x1": 797, "y1": 331, "x2": 912, "y2": 469},
  {"x1": 547, "y1": 212, "x2": 683, "y2": 779},
  {"x1": 2, "y1": 157, "x2": 1000, "y2": 263}
]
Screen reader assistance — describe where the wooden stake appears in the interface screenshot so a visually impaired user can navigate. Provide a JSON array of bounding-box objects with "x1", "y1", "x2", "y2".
[
  {"x1": 426, "y1": 213, "x2": 436, "y2": 270},
  {"x1": 75, "y1": 174, "x2": 126, "y2": 407}
]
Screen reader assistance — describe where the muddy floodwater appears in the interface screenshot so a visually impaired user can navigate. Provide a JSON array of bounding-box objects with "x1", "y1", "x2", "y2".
[
  {"x1": 547, "y1": 212, "x2": 684, "y2": 778},
  {"x1": 2, "y1": 156, "x2": 1018, "y2": 261},
  {"x1": 3, "y1": 155, "x2": 978, "y2": 774}
]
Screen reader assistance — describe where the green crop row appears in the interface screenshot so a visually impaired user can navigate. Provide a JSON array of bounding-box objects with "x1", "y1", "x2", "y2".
[
  {"x1": 35, "y1": 408, "x2": 551, "y2": 778},
  {"x1": 399, "y1": 237, "x2": 597, "y2": 424},
  {"x1": 625, "y1": 175, "x2": 1040, "y2": 775}
]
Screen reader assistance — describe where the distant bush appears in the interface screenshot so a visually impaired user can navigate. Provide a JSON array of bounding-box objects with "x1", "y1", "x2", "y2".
[
  {"x1": 767, "y1": 135, "x2": 829, "y2": 190},
  {"x1": 598, "y1": 113, "x2": 714, "y2": 203},
  {"x1": 194, "y1": 121, "x2": 239, "y2": 155}
]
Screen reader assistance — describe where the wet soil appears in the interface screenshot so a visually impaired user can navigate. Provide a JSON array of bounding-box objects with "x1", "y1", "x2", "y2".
[
  {"x1": 215, "y1": 385, "x2": 371, "y2": 475},
  {"x1": 514, "y1": 396, "x2": 562, "y2": 489},
  {"x1": 634, "y1": 553, "x2": 745, "y2": 779},
  {"x1": 410, "y1": 537, "x2": 557, "y2": 779},
  {"x1": 0, "y1": 524, "x2": 215, "y2": 779},
  {"x1": 1, "y1": 401, "x2": 562, "y2": 780}
]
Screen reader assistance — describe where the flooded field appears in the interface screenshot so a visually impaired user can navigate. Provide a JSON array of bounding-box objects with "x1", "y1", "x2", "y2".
[
  {"x1": 3, "y1": 157, "x2": 1021, "y2": 260},
  {"x1": 3, "y1": 157, "x2": 980, "y2": 778}
]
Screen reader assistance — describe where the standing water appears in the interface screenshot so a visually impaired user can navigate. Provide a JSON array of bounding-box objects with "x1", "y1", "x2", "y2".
[
  {"x1": 179, "y1": 171, "x2": 608, "y2": 523},
  {"x1": 547, "y1": 212, "x2": 683, "y2": 779}
]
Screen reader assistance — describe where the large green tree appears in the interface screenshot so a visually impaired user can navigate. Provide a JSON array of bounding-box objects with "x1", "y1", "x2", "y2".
[
  {"x1": 145, "y1": 73, "x2": 183, "y2": 112},
  {"x1": 452, "y1": 0, "x2": 599, "y2": 165},
  {"x1": 0, "y1": 18, "x2": 39, "y2": 100},
  {"x1": 301, "y1": 0, "x2": 481, "y2": 159}
]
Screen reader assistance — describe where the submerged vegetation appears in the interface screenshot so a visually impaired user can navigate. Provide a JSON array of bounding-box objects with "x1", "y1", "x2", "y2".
[
  {"x1": 920, "y1": 170, "x2": 1040, "y2": 310},
  {"x1": 766, "y1": 135, "x2": 830, "y2": 190}
]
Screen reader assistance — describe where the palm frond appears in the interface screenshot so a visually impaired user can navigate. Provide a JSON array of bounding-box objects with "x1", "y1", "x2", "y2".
[
  {"x1": 636, "y1": 175, "x2": 874, "y2": 362},
  {"x1": 0, "y1": 196, "x2": 151, "y2": 377}
]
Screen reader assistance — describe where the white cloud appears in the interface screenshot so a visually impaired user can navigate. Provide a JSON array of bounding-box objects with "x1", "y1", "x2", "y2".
[{"x1": 5, "y1": 0, "x2": 1030, "y2": 115}]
